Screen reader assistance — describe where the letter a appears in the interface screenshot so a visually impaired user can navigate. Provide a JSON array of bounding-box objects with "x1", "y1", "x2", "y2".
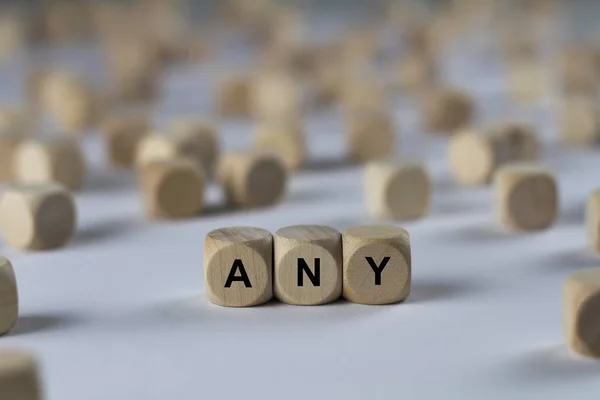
[{"x1": 224, "y1": 259, "x2": 252, "y2": 288}]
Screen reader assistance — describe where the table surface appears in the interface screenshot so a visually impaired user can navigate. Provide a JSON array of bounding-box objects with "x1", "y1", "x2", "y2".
[{"x1": 2, "y1": 10, "x2": 600, "y2": 400}]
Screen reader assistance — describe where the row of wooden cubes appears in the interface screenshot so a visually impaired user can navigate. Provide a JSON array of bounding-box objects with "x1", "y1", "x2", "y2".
[{"x1": 204, "y1": 225, "x2": 411, "y2": 307}]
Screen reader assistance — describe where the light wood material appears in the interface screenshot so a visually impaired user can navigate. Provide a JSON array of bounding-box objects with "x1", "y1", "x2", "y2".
[
  {"x1": 217, "y1": 150, "x2": 287, "y2": 208},
  {"x1": 204, "y1": 227, "x2": 273, "y2": 307},
  {"x1": 560, "y1": 98, "x2": 600, "y2": 146},
  {"x1": 494, "y1": 162, "x2": 557, "y2": 231},
  {"x1": 138, "y1": 158, "x2": 205, "y2": 220},
  {"x1": 347, "y1": 109, "x2": 396, "y2": 162},
  {"x1": 251, "y1": 71, "x2": 301, "y2": 120},
  {"x1": 0, "y1": 257, "x2": 18, "y2": 335},
  {"x1": 0, "y1": 182, "x2": 76, "y2": 250},
  {"x1": 508, "y1": 60, "x2": 545, "y2": 102},
  {"x1": 559, "y1": 48, "x2": 599, "y2": 97},
  {"x1": 449, "y1": 124, "x2": 540, "y2": 185},
  {"x1": 218, "y1": 75, "x2": 252, "y2": 117},
  {"x1": 341, "y1": 78, "x2": 386, "y2": 111},
  {"x1": 342, "y1": 225, "x2": 411, "y2": 305},
  {"x1": 587, "y1": 190, "x2": 600, "y2": 252},
  {"x1": 0, "y1": 350, "x2": 41, "y2": 400},
  {"x1": 274, "y1": 225, "x2": 342, "y2": 305},
  {"x1": 103, "y1": 115, "x2": 150, "y2": 168},
  {"x1": 364, "y1": 161, "x2": 430, "y2": 220},
  {"x1": 564, "y1": 269, "x2": 600, "y2": 358},
  {"x1": 13, "y1": 138, "x2": 86, "y2": 191},
  {"x1": 253, "y1": 117, "x2": 306, "y2": 171},
  {"x1": 396, "y1": 52, "x2": 436, "y2": 93},
  {"x1": 0, "y1": 129, "x2": 24, "y2": 181},
  {"x1": 422, "y1": 88, "x2": 474, "y2": 133}
]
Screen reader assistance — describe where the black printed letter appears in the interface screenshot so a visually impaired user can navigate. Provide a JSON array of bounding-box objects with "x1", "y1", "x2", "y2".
[
  {"x1": 224, "y1": 259, "x2": 252, "y2": 288},
  {"x1": 297, "y1": 258, "x2": 320, "y2": 287},
  {"x1": 366, "y1": 256, "x2": 390, "y2": 285}
]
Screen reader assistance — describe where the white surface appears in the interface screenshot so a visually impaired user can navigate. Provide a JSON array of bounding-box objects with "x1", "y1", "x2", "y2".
[{"x1": 2, "y1": 18, "x2": 600, "y2": 400}]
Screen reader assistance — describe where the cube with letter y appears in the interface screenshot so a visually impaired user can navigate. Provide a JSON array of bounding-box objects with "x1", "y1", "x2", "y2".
[
  {"x1": 342, "y1": 225, "x2": 411, "y2": 305},
  {"x1": 204, "y1": 227, "x2": 273, "y2": 307}
]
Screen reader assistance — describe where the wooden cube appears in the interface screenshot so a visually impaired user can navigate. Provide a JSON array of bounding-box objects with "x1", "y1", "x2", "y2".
[
  {"x1": 587, "y1": 190, "x2": 600, "y2": 252},
  {"x1": 342, "y1": 225, "x2": 411, "y2": 305},
  {"x1": 217, "y1": 75, "x2": 252, "y2": 117},
  {"x1": 253, "y1": 117, "x2": 306, "y2": 171},
  {"x1": 341, "y1": 78, "x2": 386, "y2": 111},
  {"x1": 274, "y1": 225, "x2": 342, "y2": 305},
  {"x1": 396, "y1": 52, "x2": 437, "y2": 94},
  {"x1": 364, "y1": 161, "x2": 430, "y2": 220},
  {"x1": 13, "y1": 138, "x2": 86, "y2": 191},
  {"x1": 204, "y1": 227, "x2": 273, "y2": 307},
  {"x1": 217, "y1": 150, "x2": 287, "y2": 209},
  {"x1": 0, "y1": 129, "x2": 24, "y2": 181},
  {"x1": 564, "y1": 268, "x2": 600, "y2": 358},
  {"x1": 508, "y1": 60, "x2": 546, "y2": 102},
  {"x1": 103, "y1": 115, "x2": 150, "y2": 168},
  {"x1": 449, "y1": 123, "x2": 539, "y2": 185},
  {"x1": 251, "y1": 71, "x2": 301, "y2": 120},
  {"x1": 559, "y1": 48, "x2": 599, "y2": 97},
  {"x1": 0, "y1": 257, "x2": 18, "y2": 335},
  {"x1": 0, "y1": 182, "x2": 76, "y2": 250},
  {"x1": 422, "y1": 88, "x2": 474, "y2": 133},
  {"x1": 138, "y1": 159, "x2": 205, "y2": 220},
  {"x1": 347, "y1": 109, "x2": 396, "y2": 162},
  {"x1": 0, "y1": 350, "x2": 42, "y2": 400},
  {"x1": 560, "y1": 98, "x2": 600, "y2": 146},
  {"x1": 494, "y1": 163, "x2": 557, "y2": 231}
]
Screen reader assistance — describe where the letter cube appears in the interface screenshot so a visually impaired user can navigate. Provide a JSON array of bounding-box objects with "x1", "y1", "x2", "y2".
[
  {"x1": 342, "y1": 225, "x2": 411, "y2": 305},
  {"x1": 0, "y1": 182, "x2": 76, "y2": 250},
  {"x1": 0, "y1": 257, "x2": 18, "y2": 335},
  {"x1": 274, "y1": 225, "x2": 342, "y2": 305},
  {"x1": 204, "y1": 227, "x2": 273, "y2": 307},
  {"x1": 364, "y1": 161, "x2": 430, "y2": 220},
  {"x1": 0, "y1": 350, "x2": 42, "y2": 400},
  {"x1": 564, "y1": 268, "x2": 600, "y2": 358},
  {"x1": 494, "y1": 163, "x2": 558, "y2": 231},
  {"x1": 138, "y1": 159, "x2": 205, "y2": 220}
]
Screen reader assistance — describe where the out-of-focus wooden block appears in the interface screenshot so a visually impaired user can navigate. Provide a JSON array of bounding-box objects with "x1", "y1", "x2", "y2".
[
  {"x1": 217, "y1": 150, "x2": 287, "y2": 209},
  {"x1": 204, "y1": 227, "x2": 273, "y2": 307},
  {"x1": 137, "y1": 121, "x2": 220, "y2": 176},
  {"x1": 560, "y1": 98, "x2": 600, "y2": 146},
  {"x1": 138, "y1": 158, "x2": 205, "y2": 220},
  {"x1": 494, "y1": 163, "x2": 557, "y2": 231},
  {"x1": 0, "y1": 182, "x2": 76, "y2": 250},
  {"x1": 253, "y1": 117, "x2": 306, "y2": 171},
  {"x1": 559, "y1": 48, "x2": 599, "y2": 97},
  {"x1": 342, "y1": 225, "x2": 411, "y2": 305},
  {"x1": 251, "y1": 71, "x2": 301, "y2": 120},
  {"x1": 274, "y1": 225, "x2": 342, "y2": 305},
  {"x1": 0, "y1": 109, "x2": 32, "y2": 137},
  {"x1": 341, "y1": 78, "x2": 386, "y2": 111},
  {"x1": 422, "y1": 88, "x2": 474, "y2": 133},
  {"x1": 508, "y1": 59, "x2": 546, "y2": 102},
  {"x1": 217, "y1": 74, "x2": 253, "y2": 117},
  {"x1": 0, "y1": 350, "x2": 42, "y2": 400},
  {"x1": 587, "y1": 190, "x2": 600, "y2": 252},
  {"x1": 347, "y1": 108, "x2": 396, "y2": 162},
  {"x1": 449, "y1": 123, "x2": 539, "y2": 185},
  {"x1": 564, "y1": 268, "x2": 600, "y2": 358},
  {"x1": 103, "y1": 115, "x2": 150, "y2": 169},
  {"x1": 364, "y1": 161, "x2": 430, "y2": 220},
  {"x1": 396, "y1": 52, "x2": 437, "y2": 94},
  {"x1": 0, "y1": 129, "x2": 25, "y2": 181},
  {"x1": 13, "y1": 138, "x2": 86, "y2": 191},
  {"x1": 0, "y1": 257, "x2": 18, "y2": 335}
]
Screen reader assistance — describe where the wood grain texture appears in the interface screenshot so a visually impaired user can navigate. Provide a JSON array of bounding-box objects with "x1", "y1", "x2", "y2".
[
  {"x1": 564, "y1": 269, "x2": 600, "y2": 358},
  {"x1": 274, "y1": 225, "x2": 342, "y2": 305},
  {"x1": 494, "y1": 162, "x2": 557, "y2": 231},
  {"x1": 0, "y1": 182, "x2": 76, "y2": 251},
  {"x1": 103, "y1": 115, "x2": 151, "y2": 168},
  {"x1": 13, "y1": 137, "x2": 86, "y2": 191},
  {"x1": 204, "y1": 227, "x2": 273, "y2": 307},
  {"x1": 138, "y1": 158, "x2": 205, "y2": 220},
  {"x1": 560, "y1": 98, "x2": 600, "y2": 146},
  {"x1": 421, "y1": 87, "x2": 474, "y2": 133},
  {"x1": 0, "y1": 349, "x2": 42, "y2": 400},
  {"x1": 587, "y1": 189, "x2": 600, "y2": 252},
  {"x1": 217, "y1": 150, "x2": 288, "y2": 209},
  {"x1": 0, "y1": 257, "x2": 18, "y2": 335},
  {"x1": 364, "y1": 161, "x2": 430, "y2": 221},
  {"x1": 253, "y1": 117, "x2": 306, "y2": 171},
  {"x1": 449, "y1": 123, "x2": 539, "y2": 185},
  {"x1": 347, "y1": 108, "x2": 396, "y2": 162},
  {"x1": 342, "y1": 225, "x2": 411, "y2": 305}
]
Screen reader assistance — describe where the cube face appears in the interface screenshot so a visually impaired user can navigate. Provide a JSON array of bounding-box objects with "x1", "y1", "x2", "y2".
[
  {"x1": 564, "y1": 269, "x2": 600, "y2": 358},
  {"x1": 0, "y1": 350, "x2": 41, "y2": 400},
  {"x1": 0, "y1": 257, "x2": 18, "y2": 335},
  {"x1": 561, "y1": 100, "x2": 599, "y2": 146},
  {"x1": 348, "y1": 111, "x2": 395, "y2": 162},
  {"x1": 573, "y1": 292, "x2": 600, "y2": 357},
  {"x1": 204, "y1": 228, "x2": 273, "y2": 307},
  {"x1": 104, "y1": 117, "x2": 150, "y2": 168},
  {"x1": 33, "y1": 191, "x2": 77, "y2": 249},
  {"x1": 587, "y1": 191, "x2": 600, "y2": 252}
]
